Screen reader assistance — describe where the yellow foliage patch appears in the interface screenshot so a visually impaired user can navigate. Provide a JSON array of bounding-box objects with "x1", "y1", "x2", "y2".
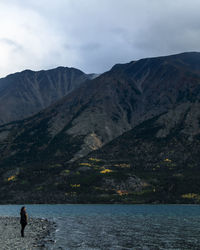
[
  {"x1": 70, "y1": 184, "x2": 81, "y2": 188},
  {"x1": 114, "y1": 163, "x2": 130, "y2": 168},
  {"x1": 117, "y1": 190, "x2": 129, "y2": 196},
  {"x1": 141, "y1": 182, "x2": 149, "y2": 187},
  {"x1": 181, "y1": 193, "x2": 200, "y2": 200},
  {"x1": 79, "y1": 163, "x2": 92, "y2": 167},
  {"x1": 100, "y1": 169, "x2": 113, "y2": 174},
  {"x1": 89, "y1": 158, "x2": 101, "y2": 162},
  {"x1": 7, "y1": 175, "x2": 16, "y2": 181},
  {"x1": 164, "y1": 158, "x2": 172, "y2": 162}
]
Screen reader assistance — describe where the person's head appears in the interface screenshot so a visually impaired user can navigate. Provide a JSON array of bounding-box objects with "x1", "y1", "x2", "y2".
[{"x1": 21, "y1": 206, "x2": 26, "y2": 213}]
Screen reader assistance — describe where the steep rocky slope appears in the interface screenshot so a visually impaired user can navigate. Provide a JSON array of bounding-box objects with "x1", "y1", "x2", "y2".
[
  {"x1": 0, "y1": 52, "x2": 200, "y2": 203},
  {"x1": 81, "y1": 101, "x2": 200, "y2": 203},
  {"x1": 0, "y1": 67, "x2": 93, "y2": 124}
]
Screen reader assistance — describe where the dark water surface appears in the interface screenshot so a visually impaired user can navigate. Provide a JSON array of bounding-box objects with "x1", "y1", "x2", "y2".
[{"x1": 0, "y1": 204, "x2": 200, "y2": 249}]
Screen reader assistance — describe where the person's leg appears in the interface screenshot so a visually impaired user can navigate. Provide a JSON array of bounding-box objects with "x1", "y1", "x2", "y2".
[{"x1": 21, "y1": 223, "x2": 26, "y2": 237}]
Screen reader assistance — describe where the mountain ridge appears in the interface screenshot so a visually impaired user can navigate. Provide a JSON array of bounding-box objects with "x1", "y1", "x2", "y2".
[
  {"x1": 0, "y1": 52, "x2": 200, "y2": 203},
  {"x1": 0, "y1": 66, "x2": 95, "y2": 125}
]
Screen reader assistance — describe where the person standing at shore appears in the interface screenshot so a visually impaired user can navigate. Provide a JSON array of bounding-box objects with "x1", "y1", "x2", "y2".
[{"x1": 20, "y1": 206, "x2": 28, "y2": 237}]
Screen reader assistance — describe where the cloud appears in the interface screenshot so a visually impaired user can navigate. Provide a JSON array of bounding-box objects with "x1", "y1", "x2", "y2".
[{"x1": 0, "y1": 0, "x2": 200, "y2": 77}]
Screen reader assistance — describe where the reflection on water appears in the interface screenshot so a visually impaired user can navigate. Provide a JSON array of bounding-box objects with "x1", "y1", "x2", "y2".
[{"x1": 0, "y1": 204, "x2": 200, "y2": 249}]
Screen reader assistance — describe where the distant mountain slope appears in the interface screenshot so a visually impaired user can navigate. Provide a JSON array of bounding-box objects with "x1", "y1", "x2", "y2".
[
  {"x1": 81, "y1": 101, "x2": 200, "y2": 203},
  {"x1": 0, "y1": 67, "x2": 93, "y2": 124},
  {"x1": 0, "y1": 52, "x2": 200, "y2": 203}
]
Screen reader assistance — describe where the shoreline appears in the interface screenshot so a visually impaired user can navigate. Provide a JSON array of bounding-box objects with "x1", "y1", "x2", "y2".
[
  {"x1": 0, "y1": 202, "x2": 199, "y2": 205},
  {"x1": 0, "y1": 216, "x2": 56, "y2": 249}
]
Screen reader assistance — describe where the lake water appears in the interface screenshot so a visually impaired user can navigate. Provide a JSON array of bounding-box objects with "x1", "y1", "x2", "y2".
[{"x1": 0, "y1": 204, "x2": 200, "y2": 249}]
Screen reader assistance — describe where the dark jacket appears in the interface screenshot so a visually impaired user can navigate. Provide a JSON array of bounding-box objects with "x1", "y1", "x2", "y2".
[{"x1": 20, "y1": 211, "x2": 28, "y2": 225}]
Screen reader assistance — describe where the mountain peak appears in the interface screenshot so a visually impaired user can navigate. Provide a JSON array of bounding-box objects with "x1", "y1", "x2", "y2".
[{"x1": 0, "y1": 66, "x2": 92, "y2": 125}]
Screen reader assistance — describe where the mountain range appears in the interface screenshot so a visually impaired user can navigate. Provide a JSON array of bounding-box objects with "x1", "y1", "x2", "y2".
[{"x1": 0, "y1": 52, "x2": 200, "y2": 204}]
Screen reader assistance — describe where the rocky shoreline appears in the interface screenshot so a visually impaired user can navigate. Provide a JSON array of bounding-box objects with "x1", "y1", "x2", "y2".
[{"x1": 0, "y1": 217, "x2": 56, "y2": 249}]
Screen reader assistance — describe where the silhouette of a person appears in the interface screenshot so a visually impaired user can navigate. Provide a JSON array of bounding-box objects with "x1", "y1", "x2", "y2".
[{"x1": 20, "y1": 206, "x2": 28, "y2": 237}]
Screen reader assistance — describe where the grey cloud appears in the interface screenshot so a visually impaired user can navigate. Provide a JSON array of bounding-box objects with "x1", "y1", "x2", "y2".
[
  {"x1": 0, "y1": 38, "x2": 22, "y2": 51},
  {"x1": 79, "y1": 43, "x2": 101, "y2": 51},
  {"x1": 0, "y1": 0, "x2": 200, "y2": 76}
]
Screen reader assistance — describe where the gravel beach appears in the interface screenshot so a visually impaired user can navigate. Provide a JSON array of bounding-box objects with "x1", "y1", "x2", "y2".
[{"x1": 0, "y1": 217, "x2": 55, "y2": 249}]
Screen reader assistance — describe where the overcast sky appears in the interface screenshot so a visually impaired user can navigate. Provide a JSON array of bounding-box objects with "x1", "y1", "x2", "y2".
[{"x1": 0, "y1": 0, "x2": 200, "y2": 77}]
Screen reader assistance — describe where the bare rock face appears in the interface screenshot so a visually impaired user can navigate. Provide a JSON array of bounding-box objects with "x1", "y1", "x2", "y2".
[
  {"x1": 104, "y1": 176, "x2": 144, "y2": 192},
  {"x1": 0, "y1": 67, "x2": 93, "y2": 125},
  {"x1": 156, "y1": 102, "x2": 200, "y2": 138}
]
